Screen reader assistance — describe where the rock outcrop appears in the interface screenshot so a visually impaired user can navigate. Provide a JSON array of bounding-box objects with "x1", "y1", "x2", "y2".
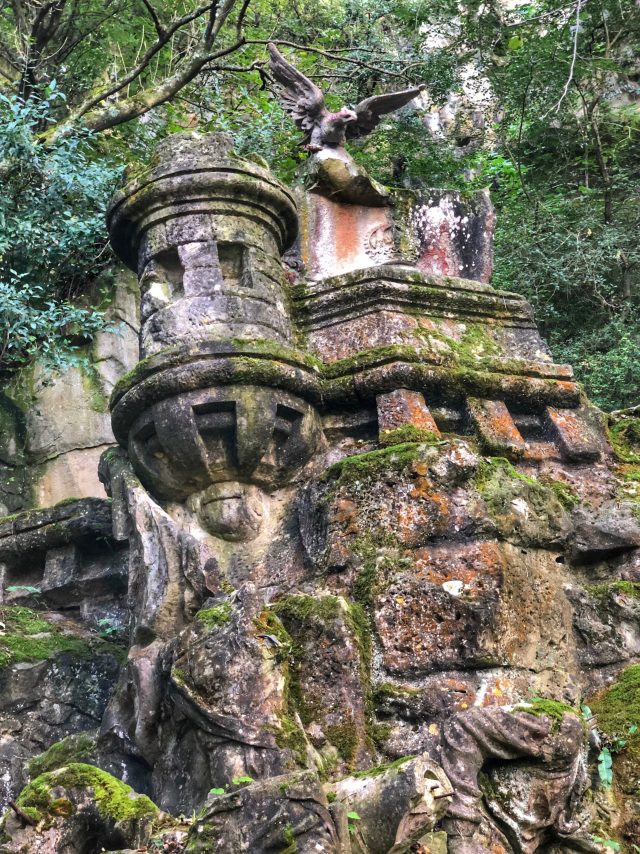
[{"x1": 1, "y1": 131, "x2": 639, "y2": 853}]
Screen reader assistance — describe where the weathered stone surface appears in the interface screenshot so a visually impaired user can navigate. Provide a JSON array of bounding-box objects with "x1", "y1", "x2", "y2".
[
  {"x1": 409, "y1": 188, "x2": 495, "y2": 283},
  {"x1": 546, "y1": 406, "x2": 604, "y2": 463},
  {"x1": 273, "y1": 593, "x2": 375, "y2": 774},
  {"x1": 4, "y1": 268, "x2": 140, "y2": 507},
  {"x1": 108, "y1": 132, "x2": 297, "y2": 358},
  {"x1": 295, "y1": 185, "x2": 495, "y2": 283},
  {"x1": 5, "y1": 131, "x2": 634, "y2": 853},
  {"x1": 307, "y1": 148, "x2": 392, "y2": 206},
  {"x1": 0, "y1": 498, "x2": 113, "y2": 562},
  {"x1": 0, "y1": 610, "x2": 122, "y2": 814},
  {"x1": 441, "y1": 706, "x2": 592, "y2": 854},
  {"x1": 0, "y1": 763, "x2": 158, "y2": 854},
  {"x1": 186, "y1": 770, "x2": 339, "y2": 853},
  {"x1": 0, "y1": 395, "x2": 28, "y2": 516},
  {"x1": 569, "y1": 503, "x2": 640, "y2": 562},
  {"x1": 377, "y1": 388, "x2": 440, "y2": 441},
  {"x1": 468, "y1": 398, "x2": 526, "y2": 458},
  {"x1": 332, "y1": 755, "x2": 452, "y2": 853}
]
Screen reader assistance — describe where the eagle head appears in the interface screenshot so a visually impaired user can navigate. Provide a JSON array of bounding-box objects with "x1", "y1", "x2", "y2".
[
  {"x1": 319, "y1": 107, "x2": 358, "y2": 148},
  {"x1": 332, "y1": 107, "x2": 358, "y2": 125}
]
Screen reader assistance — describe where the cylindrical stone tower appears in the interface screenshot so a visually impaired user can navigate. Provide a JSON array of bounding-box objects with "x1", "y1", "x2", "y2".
[{"x1": 106, "y1": 133, "x2": 322, "y2": 537}]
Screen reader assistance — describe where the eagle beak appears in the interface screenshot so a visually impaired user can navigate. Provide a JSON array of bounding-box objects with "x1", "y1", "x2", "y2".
[{"x1": 343, "y1": 109, "x2": 358, "y2": 123}]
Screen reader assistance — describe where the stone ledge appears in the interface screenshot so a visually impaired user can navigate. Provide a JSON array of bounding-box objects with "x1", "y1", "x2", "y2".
[{"x1": 0, "y1": 498, "x2": 113, "y2": 561}]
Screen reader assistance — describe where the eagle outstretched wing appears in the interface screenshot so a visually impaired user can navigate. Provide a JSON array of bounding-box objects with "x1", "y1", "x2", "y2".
[
  {"x1": 268, "y1": 43, "x2": 326, "y2": 137},
  {"x1": 347, "y1": 86, "x2": 425, "y2": 139}
]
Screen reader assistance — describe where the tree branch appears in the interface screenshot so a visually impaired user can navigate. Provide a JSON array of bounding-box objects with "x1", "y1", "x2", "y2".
[
  {"x1": 545, "y1": 0, "x2": 583, "y2": 116},
  {"x1": 246, "y1": 38, "x2": 409, "y2": 77},
  {"x1": 235, "y1": 0, "x2": 251, "y2": 38},
  {"x1": 48, "y1": 35, "x2": 247, "y2": 140},
  {"x1": 139, "y1": 0, "x2": 165, "y2": 39},
  {"x1": 67, "y1": 1, "x2": 219, "y2": 120}
]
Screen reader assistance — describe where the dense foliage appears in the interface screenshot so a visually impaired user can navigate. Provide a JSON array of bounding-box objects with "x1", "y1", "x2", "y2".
[
  {"x1": 0, "y1": 86, "x2": 121, "y2": 376},
  {"x1": 0, "y1": 0, "x2": 638, "y2": 407}
]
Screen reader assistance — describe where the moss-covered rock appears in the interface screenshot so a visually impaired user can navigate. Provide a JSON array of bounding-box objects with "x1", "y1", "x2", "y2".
[
  {"x1": 512, "y1": 698, "x2": 579, "y2": 732},
  {"x1": 608, "y1": 417, "x2": 640, "y2": 464},
  {"x1": 473, "y1": 457, "x2": 571, "y2": 547},
  {"x1": 590, "y1": 665, "x2": 640, "y2": 743},
  {"x1": 195, "y1": 602, "x2": 232, "y2": 629},
  {"x1": 16, "y1": 763, "x2": 159, "y2": 826},
  {"x1": 323, "y1": 443, "x2": 423, "y2": 486},
  {"x1": 27, "y1": 732, "x2": 98, "y2": 779},
  {"x1": 0, "y1": 606, "x2": 123, "y2": 669}
]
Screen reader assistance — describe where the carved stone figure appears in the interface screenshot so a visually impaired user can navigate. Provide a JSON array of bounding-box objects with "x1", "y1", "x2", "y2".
[
  {"x1": 2, "y1": 123, "x2": 639, "y2": 854},
  {"x1": 268, "y1": 43, "x2": 424, "y2": 153},
  {"x1": 268, "y1": 42, "x2": 424, "y2": 203}
]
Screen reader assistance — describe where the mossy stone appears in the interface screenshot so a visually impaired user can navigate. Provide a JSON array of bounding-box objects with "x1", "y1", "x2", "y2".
[
  {"x1": 16, "y1": 763, "x2": 159, "y2": 825},
  {"x1": 0, "y1": 606, "x2": 124, "y2": 669}
]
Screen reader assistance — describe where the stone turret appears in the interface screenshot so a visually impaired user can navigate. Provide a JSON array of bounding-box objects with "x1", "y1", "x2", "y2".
[{"x1": 106, "y1": 133, "x2": 322, "y2": 537}]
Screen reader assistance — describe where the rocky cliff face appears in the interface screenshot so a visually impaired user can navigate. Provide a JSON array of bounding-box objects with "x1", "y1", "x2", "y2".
[{"x1": 1, "y1": 132, "x2": 639, "y2": 854}]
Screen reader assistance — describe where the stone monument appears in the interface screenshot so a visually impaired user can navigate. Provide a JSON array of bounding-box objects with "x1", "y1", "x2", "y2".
[{"x1": 1, "y1": 67, "x2": 640, "y2": 854}]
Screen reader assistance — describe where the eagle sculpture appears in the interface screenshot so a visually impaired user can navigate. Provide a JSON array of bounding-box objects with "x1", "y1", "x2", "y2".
[{"x1": 268, "y1": 43, "x2": 425, "y2": 153}]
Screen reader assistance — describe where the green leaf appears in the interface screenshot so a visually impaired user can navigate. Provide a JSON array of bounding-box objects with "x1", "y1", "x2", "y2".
[
  {"x1": 597, "y1": 748, "x2": 613, "y2": 788},
  {"x1": 593, "y1": 838, "x2": 621, "y2": 852},
  {"x1": 209, "y1": 788, "x2": 226, "y2": 795},
  {"x1": 347, "y1": 811, "x2": 361, "y2": 821},
  {"x1": 232, "y1": 776, "x2": 255, "y2": 785}
]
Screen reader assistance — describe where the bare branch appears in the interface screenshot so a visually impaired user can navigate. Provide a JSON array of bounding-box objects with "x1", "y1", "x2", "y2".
[
  {"x1": 235, "y1": 0, "x2": 251, "y2": 38},
  {"x1": 69, "y1": 1, "x2": 219, "y2": 120},
  {"x1": 545, "y1": 0, "x2": 584, "y2": 117},
  {"x1": 139, "y1": 0, "x2": 165, "y2": 39},
  {"x1": 246, "y1": 39, "x2": 409, "y2": 77},
  {"x1": 48, "y1": 36, "x2": 247, "y2": 140}
]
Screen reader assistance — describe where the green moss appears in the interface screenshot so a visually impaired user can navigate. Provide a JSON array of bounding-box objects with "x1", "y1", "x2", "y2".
[
  {"x1": 28, "y1": 733, "x2": 97, "y2": 778},
  {"x1": 254, "y1": 609, "x2": 308, "y2": 765},
  {"x1": 171, "y1": 666, "x2": 186, "y2": 684},
  {"x1": 272, "y1": 596, "x2": 353, "y2": 727},
  {"x1": 609, "y1": 418, "x2": 640, "y2": 464},
  {"x1": 379, "y1": 425, "x2": 442, "y2": 447},
  {"x1": 369, "y1": 722, "x2": 392, "y2": 747},
  {"x1": 80, "y1": 362, "x2": 107, "y2": 413},
  {"x1": 271, "y1": 595, "x2": 376, "y2": 767},
  {"x1": 272, "y1": 595, "x2": 342, "y2": 626},
  {"x1": 195, "y1": 602, "x2": 232, "y2": 629},
  {"x1": 231, "y1": 337, "x2": 322, "y2": 370},
  {"x1": 585, "y1": 581, "x2": 640, "y2": 602},
  {"x1": 321, "y1": 345, "x2": 426, "y2": 379},
  {"x1": 412, "y1": 322, "x2": 500, "y2": 366},
  {"x1": 17, "y1": 763, "x2": 158, "y2": 825},
  {"x1": 0, "y1": 606, "x2": 123, "y2": 669},
  {"x1": 474, "y1": 456, "x2": 537, "y2": 491},
  {"x1": 473, "y1": 456, "x2": 567, "y2": 523},
  {"x1": 323, "y1": 443, "x2": 421, "y2": 486},
  {"x1": 326, "y1": 789, "x2": 336, "y2": 804},
  {"x1": 350, "y1": 534, "x2": 401, "y2": 608},
  {"x1": 539, "y1": 476, "x2": 580, "y2": 510},
  {"x1": 347, "y1": 602, "x2": 372, "y2": 679},
  {"x1": 590, "y1": 664, "x2": 640, "y2": 741},
  {"x1": 617, "y1": 464, "x2": 640, "y2": 483},
  {"x1": 326, "y1": 714, "x2": 359, "y2": 767},
  {"x1": 281, "y1": 823, "x2": 298, "y2": 854},
  {"x1": 351, "y1": 755, "x2": 415, "y2": 779},
  {"x1": 373, "y1": 682, "x2": 421, "y2": 705},
  {"x1": 52, "y1": 496, "x2": 85, "y2": 508},
  {"x1": 269, "y1": 712, "x2": 308, "y2": 766},
  {"x1": 254, "y1": 609, "x2": 293, "y2": 653},
  {"x1": 512, "y1": 698, "x2": 578, "y2": 731}
]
